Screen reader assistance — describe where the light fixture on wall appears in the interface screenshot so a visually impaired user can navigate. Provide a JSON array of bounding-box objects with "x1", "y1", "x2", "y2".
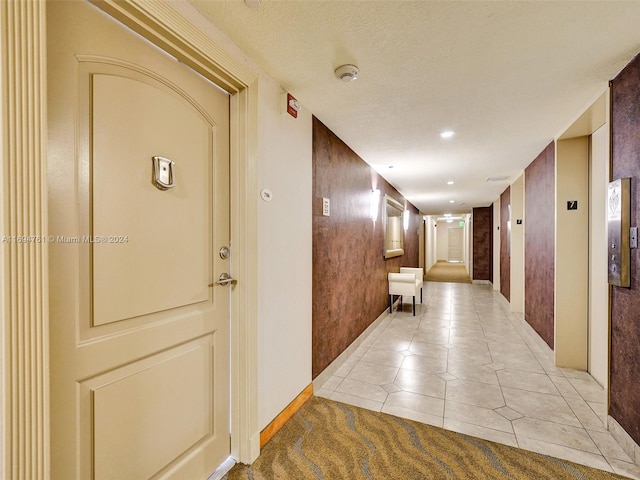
[
  {"x1": 403, "y1": 209, "x2": 410, "y2": 230},
  {"x1": 370, "y1": 189, "x2": 381, "y2": 221}
]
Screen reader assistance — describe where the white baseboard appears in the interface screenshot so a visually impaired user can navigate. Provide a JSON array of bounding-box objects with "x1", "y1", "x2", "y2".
[{"x1": 609, "y1": 415, "x2": 640, "y2": 467}]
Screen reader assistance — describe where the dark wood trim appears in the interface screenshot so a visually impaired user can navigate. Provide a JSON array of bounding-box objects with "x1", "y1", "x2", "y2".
[{"x1": 259, "y1": 383, "x2": 314, "y2": 448}]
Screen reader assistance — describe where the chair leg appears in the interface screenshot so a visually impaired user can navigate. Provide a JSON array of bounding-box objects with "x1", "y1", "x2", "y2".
[
  {"x1": 412, "y1": 296, "x2": 415, "y2": 316},
  {"x1": 420, "y1": 287, "x2": 423, "y2": 303},
  {"x1": 389, "y1": 295, "x2": 392, "y2": 313}
]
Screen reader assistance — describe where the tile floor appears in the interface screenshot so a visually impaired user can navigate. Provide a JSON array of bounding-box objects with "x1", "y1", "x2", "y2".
[{"x1": 315, "y1": 281, "x2": 640, "y2": 479}]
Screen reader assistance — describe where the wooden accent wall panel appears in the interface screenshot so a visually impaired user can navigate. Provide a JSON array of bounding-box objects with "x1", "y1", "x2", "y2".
[
  {"x1": 472, "y1": 207, "x2": 493, "y2": 281},
  {"x1": 524, "y1": 142, "x2": 555, "y2": 349},
  {"x1": 610, "y1": 53, "x2": 640, "y2": 446},
  {"x1": 312, "y1": 117, "x2": 419, "y2": 378},
  {"x1": 500, "y1": 188, "x2": 511, "y2": 301}
]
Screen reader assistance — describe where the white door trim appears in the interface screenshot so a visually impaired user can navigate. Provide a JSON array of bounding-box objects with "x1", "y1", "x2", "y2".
[{"x1": 0, "y1": 1, "x2": 260, "y2": 477}]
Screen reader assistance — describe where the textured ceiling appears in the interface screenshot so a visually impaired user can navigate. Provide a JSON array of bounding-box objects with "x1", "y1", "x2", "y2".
[{"x1": 188, "y1": 0, "x2": 640, "y2": 214}]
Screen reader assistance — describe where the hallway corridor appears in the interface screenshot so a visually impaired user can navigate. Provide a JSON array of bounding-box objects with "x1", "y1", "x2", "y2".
[{"x1": 316, "y1": 282, "x2": 640, "y2": 479}]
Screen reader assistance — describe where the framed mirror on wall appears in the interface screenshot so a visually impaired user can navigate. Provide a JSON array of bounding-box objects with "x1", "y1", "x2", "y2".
[{"x1": 383, "y1": 195, "x2": 404, "y2": 258}]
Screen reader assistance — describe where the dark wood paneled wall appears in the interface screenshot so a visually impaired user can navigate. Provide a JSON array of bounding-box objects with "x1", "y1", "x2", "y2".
[
  {"x1": 500, "y1": 188, "x2": 511, "y2": 301},
  {"x1": 472, "y1": 207, "x2": 493, "y2": 281},
  {"x1": 610, "y1": 53, "x2": 640, "y2": 445},
  {"x1": 524, "y1": 142, "x2": 555, "y2": 349},
  {"x1": 312, "y1": 117, "x2": 419, "y2": 378}
]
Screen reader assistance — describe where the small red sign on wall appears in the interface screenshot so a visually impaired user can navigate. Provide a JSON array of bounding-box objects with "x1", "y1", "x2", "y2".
[{"x1": 287, "y1": 93, "x2": 299, "y2": 118}]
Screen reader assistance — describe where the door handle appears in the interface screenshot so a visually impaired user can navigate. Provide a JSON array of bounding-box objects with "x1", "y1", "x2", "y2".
[{"x1": 213, "y1": 272, "x2": 237, "y2": 286}]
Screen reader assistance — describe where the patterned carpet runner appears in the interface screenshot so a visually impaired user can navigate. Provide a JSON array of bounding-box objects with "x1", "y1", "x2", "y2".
[
  {"x1": 424, "y1": 261, "x2": 472, "y2": 284},
  {"x1": 224, "y1": 396, "x2": 627, "y2": 479}
]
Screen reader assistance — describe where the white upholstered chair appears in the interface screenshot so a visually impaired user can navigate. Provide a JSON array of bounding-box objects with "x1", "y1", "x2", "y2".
[
  {"x1": 400, "y1": 267, "x2": 423, "y2": 303},
  {"x1": 388, "y1": 271, "x2": 422, "y2": 316}
]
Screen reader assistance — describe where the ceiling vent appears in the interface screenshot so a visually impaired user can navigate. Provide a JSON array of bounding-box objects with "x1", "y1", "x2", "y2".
[
  {"x1": 335, "y1": 64, "x2": 360, "y2": 82},
  {"x1": 486, "y1": 176, "x2": 510, "y2": 182}
]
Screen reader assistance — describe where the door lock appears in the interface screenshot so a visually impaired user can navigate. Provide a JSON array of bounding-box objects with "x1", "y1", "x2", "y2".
[{"x1": 215, "y1": 272, "x2": 237, "y2": 286}]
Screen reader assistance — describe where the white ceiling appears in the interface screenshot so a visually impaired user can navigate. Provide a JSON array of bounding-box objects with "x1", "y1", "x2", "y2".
[{"x1": 188, "y1": 0, "x2": 640, "y2": 215}]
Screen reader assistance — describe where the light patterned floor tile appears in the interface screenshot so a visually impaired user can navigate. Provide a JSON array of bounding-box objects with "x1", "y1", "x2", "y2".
[
  {"x1": 447, "y1": 363, "x2": 500, "y2": 385},
  {"x1": 502, "y1": 387, "x2": 581, "y2": 427},
  {"x1": 495, "y1": 406, "x2": 523, "y2": 421},
  {"x1": 359, "y1": 347, "x2": 406, "y2": 368},
  {"x1": 516, "y1": 436, "x2": 611, "y2": 472},
  {"x1": 496, "y1": 369, "x2": 560, "y2": 395},
  {"x1": 445, "y1": 379, "x2": 505, "y2": 409},
  {"x1": 345, "y1": 361, "x2": 398, "y2": 385},
  {"x1": 443, "y1": 419, "x2": 518, "y2": 447},
  {"x1": 444, "y1": 400, "x2": 513, "y2": 433},
  {"x1": 400, "y1": 353, "x2": 448, "y2": 374},
  {"x1": 565, "y1": 396, "x2": 607, "y2": 432},
  {"x1": 394, "y1": 368, "x2": 446, "y2": 398},
  {"x1": 385, "y1": 390, "x2": 445, "y2": 417},
  {"x1": 335, "y1": 377, "x2": 389, "y2": 403},
  {"x1": 512, "y1": 417, "x2": 600, "y2": 454},
  {"x1": 568, "y1": 377, "x2": 606, "y2": 404},
  {"x1": 313, "y1": 282, "x2": 637, "y2": 476},
  {"x1": 408, "y1": 341, "x2": 450, "y2": 359},
  {"x1": 329, "y1": 391, "x2": 383, "y2": 412},
  {"x1": 381, "y1": 404, "x2": 444, "y2": 428}
]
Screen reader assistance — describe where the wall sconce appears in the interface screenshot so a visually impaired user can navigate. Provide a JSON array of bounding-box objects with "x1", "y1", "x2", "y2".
[
  {"x1": 370, "y1": 189, "x2": 381, "y2": 221},
  {"x1": 403, "y1": 209, "x2": 410, "y2": 230}
]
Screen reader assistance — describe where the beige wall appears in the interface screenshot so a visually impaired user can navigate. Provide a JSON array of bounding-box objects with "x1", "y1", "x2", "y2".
[
  {"x1": 436, "y1": 220, "x2": 449, "y2": 261},
  {"x1": 555, "y1": 137, "x2": 589, "y2": 369},
  {"x1": 510, "y1": 175, "x2": 525, "y2": 313},
  {"x1": 589, "y1": 122, "x2": 610, "y2": 387},
  {"x1": 425, "y1": 215, "x2": 437, "y2": 270}
]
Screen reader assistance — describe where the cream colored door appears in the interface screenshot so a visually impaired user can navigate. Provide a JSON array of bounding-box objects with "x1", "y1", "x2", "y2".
[
  {"x1": 47, "y1": 1, "x2": 231, "y2": 479},
  {"x1": 448, "y1": 227, "x2": 464, "y2": 262}
]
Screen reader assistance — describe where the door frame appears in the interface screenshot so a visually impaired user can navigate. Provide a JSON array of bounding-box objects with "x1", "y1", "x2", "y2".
[{"x1": 0, "y1": 1, "x2": 260, "y2": 477}]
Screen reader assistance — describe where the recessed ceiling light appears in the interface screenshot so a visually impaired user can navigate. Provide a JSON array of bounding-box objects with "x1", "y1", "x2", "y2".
[
  {"x1": 447, "y1": 181, "x2": 454, "y2": 185},
  {"x1": 449, "y1": 200, "x2": 455, "y2": 203},
  {"x1": 440, "y1": 130, "x2": 455, "y2": 139},
  {"x1": 444, "y1": 213, "x2": 452, "y2": 217}
]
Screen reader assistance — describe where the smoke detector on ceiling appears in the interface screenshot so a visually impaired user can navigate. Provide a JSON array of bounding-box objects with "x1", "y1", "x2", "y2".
[{"x1": 334, "y1": 64, "x2": 360, "y2": 82}]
